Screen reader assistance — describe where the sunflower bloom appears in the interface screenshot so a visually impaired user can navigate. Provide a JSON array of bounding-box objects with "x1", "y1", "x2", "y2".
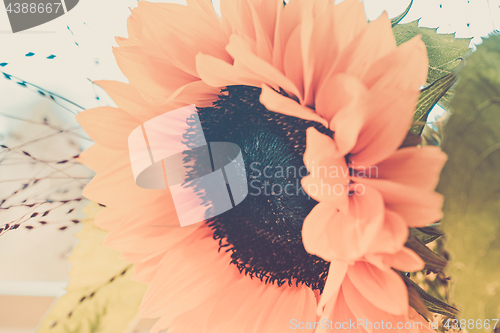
[{"x1": 77, "y1": 0, "x2": 446, "y2": 332}]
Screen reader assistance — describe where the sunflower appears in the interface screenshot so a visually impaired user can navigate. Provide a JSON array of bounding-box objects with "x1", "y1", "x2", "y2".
[{"x1": 77, "y1": 0, "x2": 446, "y2": 331}]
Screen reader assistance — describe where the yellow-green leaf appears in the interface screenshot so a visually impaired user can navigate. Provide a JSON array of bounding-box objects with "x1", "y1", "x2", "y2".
[
  {"x1": 437, "y1": 35, "x2": 500, "y2": 331},
  {"x1": 411, "y1": 72, "x2": 457, "y2": 135},
  {"x1": 393, "y1": 21, "x2": 471, "y2": 108},
  {"x1": 38, "y1": 202, "x2": 148, "y2": 333}
]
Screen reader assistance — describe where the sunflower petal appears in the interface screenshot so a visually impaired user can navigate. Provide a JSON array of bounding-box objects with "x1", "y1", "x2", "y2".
[
  {"x1": 76, "y1": 107, "x2": 139, "y2": 150},
  {"x1": 346, "y1": 262, "x2": 408, "y2": 316}
]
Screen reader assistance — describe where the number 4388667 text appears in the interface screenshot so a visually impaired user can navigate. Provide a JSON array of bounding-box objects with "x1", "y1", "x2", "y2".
[{"x1": 6, "y1": 3, "x2": 62, "y2": 14}]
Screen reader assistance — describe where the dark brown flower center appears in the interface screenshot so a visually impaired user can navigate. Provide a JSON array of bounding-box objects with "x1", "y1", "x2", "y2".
[{"x1": 195, "y1": 86, "x2": 332, "y2": 291}]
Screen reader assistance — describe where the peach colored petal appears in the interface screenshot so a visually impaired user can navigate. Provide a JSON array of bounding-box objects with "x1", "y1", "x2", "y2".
[
  {"x1": 76, "y1": 107, "x2": 140, "y2": 150},
  {"x1": 283, "y1": 25, "x2": 305, "y2": 100},
  {"x1": 305, "y1": 0, "x2": 369, "y2": 100},
  {"x1": 94, "y1": 80, "x2": 165, "y2": 122},
  {"x1": 318, "y1": 74, "x2": 369, "y2": 156},
  {"x1": 251, "y1": 0, "x2": 281, "y2": 48},
  {"x1": 260, "y1": 0, "x2": 284, "y2": 39},
  {"x1": 221, "y1": 0, "x2": 280, "y2": 56},
  {"x1": 248, "y1": 4, "x2": 274, "y2": 64},
  {"x1": 113, "y1": 46, "x2": 198, "y2": 104},
  {"x1": 278, "y1": 0, "x2": 330, "y2": 105},
  {"x1": 300, "y1": 127, "x2": 349, "y2": 203},
  {"x1": 363, "y1": 36, "x2": 428, "y2": 91},
  {"x1": 220, "y1": 0, "x2": 256, "y2": 41},
  {"x1": 316, "y1": 288, "x2": 363, "y2": 333},
  {"x1": 186, "y1": 0, "x2": 223, "y2": 25},
  {"x1": 332, "y1": 13, "x2": 396, "y2": 79},
  {"x1": 254, "y1": 284, "x2": 317, "y2": 333},
  {"x1": 317, "y1": 73, "x2": 367, "y2": 123},
  {"x1": 227, "y1": 0, "x2": 277, "y2": 64},
  {"x1": 201, "y1": 274, "x2": 317, "y2": 333},
  {"x1": 272, "y1": 0, "x2": 310, "y2": 72},
  {"x1": 366, "y1": 210, "x2": 408, "y2": 255},
  {"x1": 158, "y1": 297, "x2": 219, "y2": 333},
  {"x1": 239, "y1": 286, "x2": 285, "y2": 333},
  {"x1": 304, "y1": 9, "x2": 336, "y2": 102},
  {"x1": 301, "y1": 0, "x2": 368, "y2": 105},
  {"x1": 347, "y1": 89, "x2": 419, "y2": 166},
  {"x1": 347, "y1": 261, "x2": 408, "y2": 315},
  {"x1": 133, "y1": 1, "x2": 230, "y2": 78},
  {"x1": 140, "y1": 232, "x2": 240, "y2": 320},
  {"x1": 124, "y1": 251, "x2": 165, "y2": 284},
  {"x1": 301, "y1": 202, "x2": 338, "y2": 259},
  {"x1": 197, "y1": 34, "x2": 302, "y2": 99},
  {"x1": 331, "y1": 0, "x2": 367, "y2": 54},
  {"x1": 117, "y1": 11, "x2": 143, "y2": 47},
  {"x1": 203, "y1": 278, "x2": 268, "y2": 333},
  {"x1": 374, "y1": 146, "x2": 447, "y2": 190},
  {"x1": 82, "y1": 152, "x2": 162, "y2": 207},
  {"x1": 157, "y1": 79, "x2": 221, "y2": 108},
  {"x1": 302, "y1": 186, "x2": 385, "y2": 262},
  {"x1": 81, "y1": 163, "x2": 134, "y2": 206},
  {"x1": 355, "y1": 177, "x2": 444, "y2": 227},
  {"x1": 381, "y1": 247, "x2": 425, "y2": 272},
  {"x1": 77, "y1": 143, "x2": 121, "y2": 173},
  {"x1": 297, "y1": 9, "x2": 316, "y2": 106},
  {"x1": 260, "y1": 85, "x2": 328, "y2": 127},
  {"x1": 316, "y1": 260, "x2": 348, "y2": 316},
  {"x1": 92, "y1": 206, "x2": 123, "y2": 231},
  {"x1": 342, "y1": 276, "x2": 416, "y2": 333},
  {"x1": 102, "y1": 216, "x2": 193, "y2": 255}
]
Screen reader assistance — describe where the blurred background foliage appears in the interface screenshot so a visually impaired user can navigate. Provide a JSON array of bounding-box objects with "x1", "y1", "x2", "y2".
[
  {"x1": 37, "y1": 203, "x2": 148, "y2": 333},
  {"x1": 437, "y1": 34, "x2": 500, "y2": 332}
]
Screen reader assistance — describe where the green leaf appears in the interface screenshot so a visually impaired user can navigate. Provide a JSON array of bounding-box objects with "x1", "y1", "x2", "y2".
[
  {"x1": 417, "y1": 223, "x2": 445, "y2": 238},
  {"x1": 437, "y1": 35, "x2": 500, "y2": 331},
  {"x1": 410, "y1": 222, "x2": 444, "y2": 244},
  {"x1": 399, "y1": 272, "x2": 459, "y2": 318},
  {"x1": 398, "y1": 271, "x2": 432, "y2": 320},
  {"x1": 411, "y1": 72, "x2": 457, "y2": 135},
  {"x1": 393, "y1": 21, "x2": 471, "y2": 108},
  {"x1": 391, "y1": 0, "x2": 412, "y2": 27},
  {"x1": 405, "y1": 234, "x2": 448, "y2": 272},
  {"x1": 38, "y1": 203, "x2": 148, "y2": 333}
]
